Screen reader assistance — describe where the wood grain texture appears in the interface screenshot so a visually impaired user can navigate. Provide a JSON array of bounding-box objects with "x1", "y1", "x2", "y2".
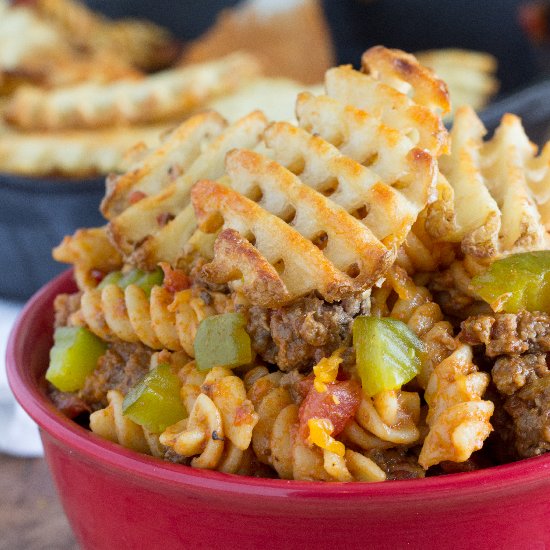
[{"x1": 0, "y1": 454, "x2": 78, "y2": 550}]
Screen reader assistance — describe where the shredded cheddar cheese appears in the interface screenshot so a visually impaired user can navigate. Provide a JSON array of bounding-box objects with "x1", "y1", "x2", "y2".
[
  {"x1": 313, "y1": 349, "x2": 343, "y2": 393},
  {"x1": 307, "y1": 418, "x2": 345, "y2": 457}
]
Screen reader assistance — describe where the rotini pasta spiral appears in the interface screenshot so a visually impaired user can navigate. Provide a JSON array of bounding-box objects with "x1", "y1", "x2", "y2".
[
  {"x1": 89, "y1": 389, "x2": 164, "y2": 457},
  {"x1": 80, "y1": 283, "x2": 231, "y2": 354},
  {"x1": 395, "y1": 216, "x2": 456, "y2": 275},
  {"x1": 159, "y1": 364, "x2": 259, "y2": 474},
  {"x1": 353, "y1": 390, "x2": 421, "y2": 446},
  {"x1": 371, "y1": 265, "x2": 456, "y2": 387},
  {"x1": 428, "y1": 255, "x2": 492, "y2": 319},
  {"x1": 245, "y1": 366, "x2": 387, "y2": 482},
  {"x1": 418, "y1": 344, "x2": 494, "y2": 469}
]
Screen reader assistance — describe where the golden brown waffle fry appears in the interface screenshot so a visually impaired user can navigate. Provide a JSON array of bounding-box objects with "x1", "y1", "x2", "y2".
[
  {"x1": 192, "y1": 149, "x2": 394, "y2": 306},
  {"x1": 0, "y1": 1, "x2": 140, "y2": 91},
  {"x1": 101, "y1": 111, "x2": 228, "y2": 219},
  {"x1": 193, "y1": 178, "x2": 358, "y2": 305},
  {"x1": 324, "y1": 48, "x2": 450, "y2": 156},
  {"x1": 415, "y1": 49, "x2": 499, "y2": 116},
  {"x1": 4, "y1": 52, "x2": 261, "y2": 131},
  {"x1": 30, "y1": 0, "x2": 181, "y2": 72},
  {"x1": 0, "y1": 123, "x2": 167, "y2": 177},
  {"x1": 437, "y1": 106, "x2": 549, "y2": 257},
  {"x1": 107, "y1": 111, "x2": 268, "y2": 264},
  {"x1": 361, "y1": 46, "x2": 451, "y2": 114},
  {"x1": 265, "y1": 112, "x2": 434, "y2": 249}
]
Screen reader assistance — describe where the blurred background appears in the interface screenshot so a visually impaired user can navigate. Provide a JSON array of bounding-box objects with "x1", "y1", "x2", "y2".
[
  {"x1": 83, "y1": 0, "x2": 550, "y2": 94},
  {"x1": 2, "y1": 1, "x2": 550, "y2": 547}
]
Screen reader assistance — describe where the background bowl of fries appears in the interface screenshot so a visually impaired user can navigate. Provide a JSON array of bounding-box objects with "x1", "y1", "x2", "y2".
[{"x1": 7, "y1": 268, "x2": 550, "y2": 550}]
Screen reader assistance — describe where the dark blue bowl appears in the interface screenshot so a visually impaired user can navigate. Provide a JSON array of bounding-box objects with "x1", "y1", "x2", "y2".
[{"x1": 0, "y1": 173, "x2": 106, "y2": 301}]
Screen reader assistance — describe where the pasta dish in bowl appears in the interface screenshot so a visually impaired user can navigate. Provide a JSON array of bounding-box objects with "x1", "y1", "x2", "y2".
[{"x1": 7, "y1": 46, "x2": 550, "y2": 549}]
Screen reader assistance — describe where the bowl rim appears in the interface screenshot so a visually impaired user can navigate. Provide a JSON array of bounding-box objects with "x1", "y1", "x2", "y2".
[{"x1": 7, "y1": 269, "x2": 550, "y2": 499}]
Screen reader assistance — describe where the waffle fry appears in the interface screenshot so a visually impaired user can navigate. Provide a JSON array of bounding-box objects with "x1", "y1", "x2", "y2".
[
  {"x1": 101, "y1": 111, "x2": 228, "y2": 219},
  {"x1": 324, "y1": 50, "x2": 450, "y2": 156},
  {"x1": 0, "y1": 0, "x2": 139, "y2": 91},
  {"x1": 106, "y1": 111, "x2": 268, "y2": 263},
  {"x1": 264, "y1": 116, "x2": 434, "y2": 248},
  {"x1": 0, "y1": 123, "x2": 166, "y2": 177},
  {"x1": 4, "y1": 52, "x2": 261, "y2": 130},
  {"x1": 192, "y1": 177, "x2": 365, "y2": 305},
  {"x1": 436, "y1": 106, "x2": 549, "y2": 257},
  {"x1": 415, "y1": 49, "x2": 499, "y2": 116},
  {"x1": 31, "y1": 0, "x2": 180, "y2": 72},
  {"x1": 193, "y1": 150, "x2": 395, "y2": 303}
]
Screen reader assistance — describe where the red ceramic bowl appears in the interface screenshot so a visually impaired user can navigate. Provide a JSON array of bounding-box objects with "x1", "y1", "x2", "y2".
[{"x1": 7, "y1": 270, "x2": 550, "y2": 550}]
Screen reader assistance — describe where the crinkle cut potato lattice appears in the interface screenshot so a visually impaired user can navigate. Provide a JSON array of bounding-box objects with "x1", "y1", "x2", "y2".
[
  {"x1": 49, "y1": 46, "x2": 550, "y2": 482},
  {"x1": 0, "y1": 0, "x2": 178, "y2": 93},
  {"x1": 4, "y1": 51, "x2": 261, "y2": 131}
]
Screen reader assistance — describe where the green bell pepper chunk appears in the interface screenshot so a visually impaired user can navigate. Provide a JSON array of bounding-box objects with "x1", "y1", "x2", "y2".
[
  {"x1": 97, "y1": 271, "x2": 123, "y2": 288},
  {"x1": 98, "y1": 267, "x2": 164, "y2": 297},
  {"x1": 353, "y1": 316, "x2": 424, "y2": 396},
  {"x1": 471, "y1": 251, "x2": 550, "y2": 313},
  {"x1": 122, "y1": 364, "x2": 186, "y2": 433},
  {"x1": 194, "y1": 312, "x2": 252, "y2": 372},
  {"x1": 46, "y1": 327, "x2": 107, "y2": 392}
]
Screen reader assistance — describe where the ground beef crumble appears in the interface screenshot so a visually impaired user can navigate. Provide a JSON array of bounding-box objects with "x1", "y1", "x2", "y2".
[
  {"x1": 53, "y1": 292, "x2": 82, "y2": 328},
  {"x1": 366, "y1": 448, "x2": 425, "y2": 480},
  {"x1": 460, "y1": 311, "x2": 550, "y2": 357},
  {"x1": 48, "y1": 340, "x2": 153, "y2": 414},
  {"x1": 460, "y1": 311, "x2": 550, "y2": 458},
  {"x1": 504, "y1": 376, "x2": 550, "y2": 457},
  {"x1": 246, "y1": 293, "x2": 369, "y2": 372},
  {"x1": 79, "y1": 341, "x2": 152, "y2": 410},
  {"x1": 492, "y1": 353, "x2": 549, "y2": 396}
]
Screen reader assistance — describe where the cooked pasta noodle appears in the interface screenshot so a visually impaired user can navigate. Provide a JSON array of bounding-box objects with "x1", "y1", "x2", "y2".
[
  {"x1": 90, "y1": 390, "x2": 164, "y2": 457},
  {"x1": 159, "y1": 364, "x2": 259, "y2": 474},
  {"x1": 419, "y1": 345, "x2": 494, "y2": 468},
  {"x1": 371, "y1": 265, "x2": 456, "y2": 387},
  {"x1": 355, "y1": 391, "x2": 421, "y2": 446},
  {"x1": 80, "y1": 284, "x2": 231, "y2": 353}
]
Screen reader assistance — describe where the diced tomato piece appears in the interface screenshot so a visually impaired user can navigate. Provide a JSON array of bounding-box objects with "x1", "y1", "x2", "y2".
[
  {"x1": 159, "y1": 262, "x2": 191, "y2": 293},
  {"x1": 295, "y1": 374, "x2": 314, "y2": 399},
  {"x1": 298, "y1": 379, "x2": 362, "y2": 440},
  {"x1": 90, "y1": 269, "x2": 106, "y2": 285}
]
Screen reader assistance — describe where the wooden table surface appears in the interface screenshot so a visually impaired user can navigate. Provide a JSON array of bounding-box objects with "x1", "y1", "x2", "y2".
[{"x1": 0, "y1": 453, "x2": 78, "y2": 550}]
